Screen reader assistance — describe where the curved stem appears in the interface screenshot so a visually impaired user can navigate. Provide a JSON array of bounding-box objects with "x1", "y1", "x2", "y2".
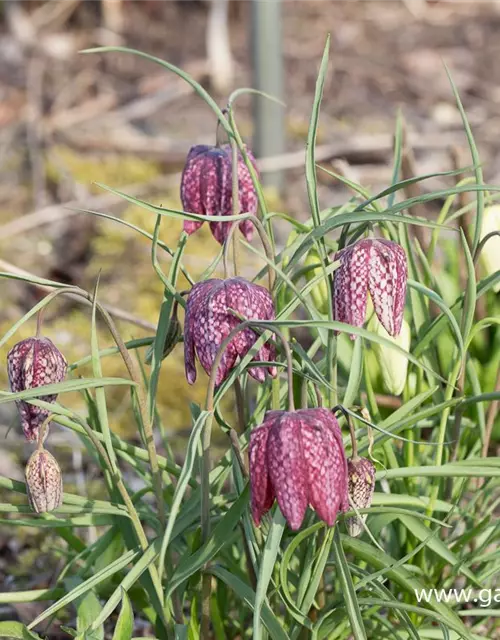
[
  {"x1": 200, "y1": 319, "x2": 293, "y2": 638},
  {"x1": 231, "y1": 138, "x2": 240, "y2": 278},
  {"x1": 205, "y1": 319, "x2": 294, "y2": 413},
  {"x1": 75, "y1": 416, "x2": 150, "y2": 550},
  {"x1": 332, "y1": 404, "x2": 358, "y2": 460},
  {"x1": 473, "y1": 230, "x2": 500, "y2": 264},
  {"x1": 36, "y1": 413, "x2": 54, "y2": 448},
  {"x1": 36, "y1": 308, "x2": 46, "y2": 338},
  {"x1": 222, "y1": 211, "x2": 276, "y2": 291},
  {"x1": 31, "y1": 287, "x2": 165, "y2": 527}
]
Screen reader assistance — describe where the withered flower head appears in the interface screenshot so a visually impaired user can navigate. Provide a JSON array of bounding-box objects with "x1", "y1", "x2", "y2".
[
  {"x1": 346, "y1": 456, "x2": 376, "y2": 537},
  {"x1": 25, "y1": 447, "x2": 63, "y2": 513}
]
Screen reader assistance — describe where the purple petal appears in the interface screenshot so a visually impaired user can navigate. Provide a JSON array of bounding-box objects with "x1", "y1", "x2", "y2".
[
  {"x1": 184, "y1": 280, "x2": 217, "y2": 384},
  {"x1": 239, "y1": 216, "x2": 255, "y2": 242},
  {"x1": 300, "y1": 409, "x2": 348, "y2": 526},
  {"x1": 368, "y1": 239, "x2": 407, "y2": 337},
  {"x1": 183, "y1": 219, "x2": 204, "y2": 236},
  {"x1": 333, "y1": 241, "x2": 370, "y2": 339},
  {"x1": 267, "y1": 413, "x2": 308, "y2": 530},
  {"x1": 249, "y1": 422, "x2": 275, "y2": 525}
]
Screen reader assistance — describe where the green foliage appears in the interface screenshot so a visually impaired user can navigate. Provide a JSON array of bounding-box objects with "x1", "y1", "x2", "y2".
[{"x1": 0, "y1": 40, "x2": 499, "y2": 640}]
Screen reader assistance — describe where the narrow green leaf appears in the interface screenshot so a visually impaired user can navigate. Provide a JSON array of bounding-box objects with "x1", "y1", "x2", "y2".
[
  {"x1": 64, "y1": 576, "x2": 104, "y2": 640},
  {"x1": 81, "y1": 46, "x2": 231, "y2": 134},
  {"x1": 0, "y1": 378, "x2": 136, "y2": 405},
  {"x1": 208, "y1": 566, "x2": 290, "y2": 640},
  {"x1": 112, "y1": 589, "x2": 134, "y2": 640},
  {"x1": 157, "y1": 410, "x2": 209, "y2": 580},
  {"x1": 444, "y1": 64, "x2": 484, "y2": 254},
  {"x1": 332, "y1": 528, "x2": 367, "y2": 639},
  {"x1": 28, "y1": 549, "x2": 140, "y2": 629},
  {"x1": 0, "y1": 622, "x2": 42, "y2": 639},
  {"x1": 253, "y1": 509, "x2": 286, "y2": 640}
]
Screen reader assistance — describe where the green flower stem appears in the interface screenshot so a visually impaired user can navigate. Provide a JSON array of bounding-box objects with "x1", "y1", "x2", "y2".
[
  {"x1": 231, "y1": 136, "x2": 241, "y2": 278},
  {"x1": 332, "y1": 405, "x2": 358, "y2": 460},
  {"x1": 222, "y1": 211, "x2": 276, "y2": 292},
  {"x1": 74, "y1": 416, "x2": 149, "y2": 550},
  {"x1": 200, "y1": 320, "x2": 294, "y2": 637},
  {"x1": 227, "y1": 107, "x2": 275, "y2": 251},
  {"x1": 427, "y1": 357, "x2": 462, "y2": 518},
  {"x1": 473, "y1": 230, "x2": 500, "y2": 263}
]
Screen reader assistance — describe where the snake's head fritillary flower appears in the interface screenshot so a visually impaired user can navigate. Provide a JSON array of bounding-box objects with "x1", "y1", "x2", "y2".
[
  {"x1": 7, "y1": 337, "x2": 67, "y2": 442},
  {"x1": 180, "y1": 143, "x2": 258, "y2": 244},
  {"x1": 333, "y1": 238, "x2": 407, "y2": 338},
  {"x1": 184, "y1": 277, "x2": 277, "y2": 386},
  {"x1": 25, "y1": 447, "x2": 63, "y2": 513},
  {"x1": 249, "y1": 408, "x2": 349, "y2": 530},
  {"x1": 346, "y1": 456, "x2": 376, "y2": 537}
]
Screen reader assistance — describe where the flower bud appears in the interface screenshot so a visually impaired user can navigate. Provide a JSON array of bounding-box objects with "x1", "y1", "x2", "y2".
[
  {"x1": 346, "y1": 456, "x2": 375, "y2": 537},
  {"x1": 480, "y1": 205, "x2": 500, "y2": 292},
  {"x1": 304, "y1": 249, "x2": 329, "y2": 315},
  {"x1": 25, "y1": 447, "x2": 63, "y2": 513},
  {"x1": 7, "y1": 336, "x2": 67, "y2": 441},
  {"x1": 369, "y1": 315, "x2": 411, "y2": 396}
]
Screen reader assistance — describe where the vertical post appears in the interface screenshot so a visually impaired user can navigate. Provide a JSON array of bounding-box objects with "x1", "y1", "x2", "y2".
[
  {"x1": 207, "y1": 0, "x2": 234, "y2": 94},
  {"x1": 251, "y1": 0, "x2": 285, "y2": 191}
]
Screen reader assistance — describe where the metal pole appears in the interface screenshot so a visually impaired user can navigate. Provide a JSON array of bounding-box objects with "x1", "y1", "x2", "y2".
[{"x1": 251, "y1": 0, "x2": 285, "y2": 191}]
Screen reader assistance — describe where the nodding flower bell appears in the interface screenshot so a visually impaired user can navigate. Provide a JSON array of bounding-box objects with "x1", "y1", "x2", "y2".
[
  {"x1": 333, "y1": 238, "x2": 407, "y2": 338},
  {"x1": 346, "y1": 456, "x2": 376, "y2": 537},
  {"x1": 180, "y1": 144, "x2": 258, "y2": 244},
  {"x1": 249, "y1": 408, "x2": 349, "y2": 530},
  {"x1": 184, "y1": 277, "x2": 277, "y2": 386},
  {"x1": 25, "y1": 446, "x2": 63, "y2": 513},
  {"x1": 7, "y1": 337, "x2": 67, "y2": 441}
]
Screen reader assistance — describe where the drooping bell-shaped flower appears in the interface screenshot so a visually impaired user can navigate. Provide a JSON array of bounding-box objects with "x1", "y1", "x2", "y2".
[
  {"x1": 180, "y1": 143, "x2": 258, "y2": 244},
  {"x1": 25, "y1": 446, "x2": 63, "y2": 513},
  {"x1": 479, "y1": 205, "x2": 500, "y2": 293},
  {"x1": 249, "y1": 408, "x2": 349, "y2": 530},
  {"x1": 333, "y1": 238, "x2": 407, "y2": 338},
  {"x1": 346, "y1": 456, "x2": 376, "y2": 537},
  {"x1": 7, "y1": 337, "x2": 67, "y2": 441},
  {"x1": 184, "y1": 277, "x2": 277, "y2": 386}
]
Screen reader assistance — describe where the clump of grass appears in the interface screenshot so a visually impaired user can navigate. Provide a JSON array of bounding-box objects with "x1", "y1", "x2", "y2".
[{"x1": 0, "y1": 38, "x2": 499, "y2": 640}]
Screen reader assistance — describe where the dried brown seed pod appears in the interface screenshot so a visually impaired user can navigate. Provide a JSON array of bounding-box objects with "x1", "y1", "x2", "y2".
[
  {"x1": 346, "y1": 456, "x2": 376, "y2": 537},
  {"x1": 25, "y1": 447, "x2": 63, "y2": 513}
]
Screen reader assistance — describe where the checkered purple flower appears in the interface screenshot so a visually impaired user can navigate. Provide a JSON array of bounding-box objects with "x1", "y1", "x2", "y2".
[
  {"x1": 7, "y1": 337, "x2": 67, "y2": 441},
  {"x1": 333, "y1": 238, "x2": 407, "y2": 338},
  {"x1": 249, "y1": 408, "x2": 349, "y2": 530},
  {"x1": 180, "y1": 144, "x2": 258, "y2": 244},
  {"x1": 184, "y1": 277, "x2": 277, "y2": 386}
]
